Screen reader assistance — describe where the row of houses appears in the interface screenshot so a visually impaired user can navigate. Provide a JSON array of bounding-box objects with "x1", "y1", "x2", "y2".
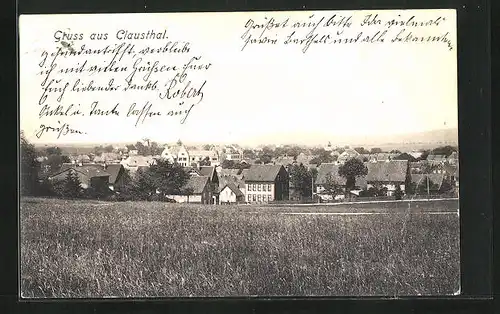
[{"x1": 315, "y1": 160, "x2": 459, "y2": 201}]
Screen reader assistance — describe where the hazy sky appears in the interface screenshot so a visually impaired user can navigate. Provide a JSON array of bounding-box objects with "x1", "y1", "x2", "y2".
[{"x1": 19, "y1": 10, "x2": 458, "y2": 146}]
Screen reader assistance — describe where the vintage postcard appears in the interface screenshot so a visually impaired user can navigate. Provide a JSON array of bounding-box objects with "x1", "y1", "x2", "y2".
[{"x1": 19, "y1": 9, "x2": 459, "y2": 298}]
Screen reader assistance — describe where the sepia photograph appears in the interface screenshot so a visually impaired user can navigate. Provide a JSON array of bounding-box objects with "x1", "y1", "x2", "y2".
[{"x1": 19, "y1": 9, "x2": 460, "y2": 298}]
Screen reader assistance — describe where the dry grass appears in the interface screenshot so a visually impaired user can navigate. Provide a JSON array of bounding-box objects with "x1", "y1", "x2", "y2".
[{"x1": 20, "y1": 198, "x2": 459, "y2": 298}]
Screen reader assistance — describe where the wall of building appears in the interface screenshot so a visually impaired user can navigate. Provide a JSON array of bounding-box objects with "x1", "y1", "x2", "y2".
[
  {"x1": 219, "y1": 188, "x2": 237, "y2": 203},
  {"x1": 246, "y1": 182, "x2": 274, "y2": 203}
]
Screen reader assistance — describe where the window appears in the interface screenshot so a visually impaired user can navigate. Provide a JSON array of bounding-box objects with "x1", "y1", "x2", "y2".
[
  {"x1": 248, "y1": 194, "x2": 251, "y2": 201},
  {"x1": 268, "y1": 184, "x2": 272, "y2": 191},
  {"x1": 257, "y1": 184, "x2": 261, "y2": 191},
  {"x1": 268, "y1": 194, "x2": 272, "y2": 202},
  {"x1": 252, "y1": 184, "x2": 256, "y2": 191},
  {"x1": 257, "y1": 195, "x2": 261, "y2": 202},
  {"x1": 252, "y1": 194, "x2": 256, "y2": 201}
]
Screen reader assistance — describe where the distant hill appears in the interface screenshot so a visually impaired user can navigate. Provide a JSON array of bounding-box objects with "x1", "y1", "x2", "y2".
[
  {"x1": 33, "y1": 128, "x2": 458, "y2": 152},
  {"x1": 243, "y1": 128, "x2": 458, "y2": 148}
]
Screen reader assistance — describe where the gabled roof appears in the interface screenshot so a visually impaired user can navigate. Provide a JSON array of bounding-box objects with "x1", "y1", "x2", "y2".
[
  {"x1": 50, "y1": 165, "x2": 111, "y2": 180},
  {"x1": 121, "y1": 155, "x2": 156, "y2": 167},
  {"x1": 185, "y1": 176, "x2": 210, "y2": 194},
  {"x1": 189, "y1": 150, "x2": 218, "y2": 158},
  {"x1": 244, "y1": 164, "x2": 285, "y2": 182},
  {"x1": 102, "y1": 164, "x2": 124, "y2": 184},
  {"x1": 314, "y1": 163, "x2": 367, "y2": 187},
  {"x1": 393, "y1": 153, "x2": 417, "y2": 162},
  {"x1": 198, "y1": 166, "x2": 216, "y2": 178},
  {"x1": 222, "y1": 182, "x2": 244, "y2": 197},
  {"x1": 366, "y1": 160, "x2": 408, "y2": 182},
  {"x1": 338, "y1": 149, "x2": 360, "y2": 159},
  {"x1": 315, "y1": 163, "x2": 344, "y2": 185},
  {"x1": 240, "y1": 169, "x2": 249, "y2": 179}
]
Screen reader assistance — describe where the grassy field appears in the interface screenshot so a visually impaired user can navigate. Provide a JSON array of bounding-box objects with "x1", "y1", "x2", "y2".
[{"x1": 20, "y1": 198, "x2": 459, "y2": 298}]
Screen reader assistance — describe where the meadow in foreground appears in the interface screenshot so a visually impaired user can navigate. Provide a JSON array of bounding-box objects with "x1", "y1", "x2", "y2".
[{"x1": 20, "y1": 198, "x2": 459, "y2": 298}]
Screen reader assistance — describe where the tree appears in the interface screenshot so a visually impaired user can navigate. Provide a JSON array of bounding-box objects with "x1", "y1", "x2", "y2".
[
  {"x1": 126, "y1": 144, "x2": 136, "y2": 151},
  {"x1": 259, "y1": 154, "x2": 273, "y2": 165},
  {"x1": 309, "y1": 148, "x2": 335, "y2": 166},
  {"x1": 394, "y1": 185, "x2": 404, "y2": 200},
  {"x1": 222, "y1": 159, "x2": 236, "y2": 169},
  {"x1": 55, "y1": 170, "x2": 83, "y2": 198},
  {"x1": 135, "y1": 141, "x2": 149, "y2": 156},
  {"x1": 418, "y1": 150, "x2": 430, "y2": 161},
  {"x1": 45, "y1": 154, "x2": 65, "y2": 173},
  {"x1": 45, "y1": 146, "x2": 62, "y2": 156},
  {"x1": 149, "y1": 141, "x2": 163, "y2": 155},
  {"x1": 289, "y1": 163, "x2": 313, "y2": 200},
  {"x1": 148, "y1": 159, "x2": 190, "y2": 197},
  {"x1": 322, "y1": 173, "x2": 342, "y2": 200},
  {"x1": 354, "y1": 147, "x2": 370, "y2": 154},
  {"x1": 20, "y1": 132, "x2": 40, "y2": 196},
  {"x1": 104, "y1": 145, "x2": 114, "y2": 153},
  {"x1": 338, "y1": 158, "x2": 368, "y2": 191},
  {"x1": 407, "y1": 178, "x2": 439, "y2": 195},
  {"x1": 243, "y1": 149, "x2": 256, "y2": 160},
  {"x1": 203, "y1": 144, "x2": 212, "y2": 150},
  {"x1": 128, "y1": 168, "x2": 157, "y2": 200},
  {"x1": 199, "y1": 156, "x2": 211, "y2": 166},
  {"x1": 85, "y1": 179, "x2": 111, "y2": 200},
  {"x1": 370, "y1": 147, "x2": 383, "y2": 154},
  {"x1": 431, "y1": 145, "x2": 457, "y2": 157},
  {"x1": 390, "y1": 149, "x2": 402, "y2": 154}
]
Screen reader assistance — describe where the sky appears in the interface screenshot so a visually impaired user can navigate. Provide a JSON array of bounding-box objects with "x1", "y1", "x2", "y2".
[{"x1": 19, "y1": 10, "x2": 458, "y2": 146}]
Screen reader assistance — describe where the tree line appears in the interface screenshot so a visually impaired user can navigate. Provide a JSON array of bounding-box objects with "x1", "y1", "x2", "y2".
[{"x1": 21, "y1": 133, "x2": 193, "y2": 201}]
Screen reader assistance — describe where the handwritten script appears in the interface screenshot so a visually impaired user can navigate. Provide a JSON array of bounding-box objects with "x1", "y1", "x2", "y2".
[
  {"x1": 239, "y1": 12, "x2": 454, "y2": 53},
  {"x1": 20, "y1": 10, "x2": 456, "y2": 141},
  {"x1": 31, "y1": 28, "x2": 211, "y2": 139}
]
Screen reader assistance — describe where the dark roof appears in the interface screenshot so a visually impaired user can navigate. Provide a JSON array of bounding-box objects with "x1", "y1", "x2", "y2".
[
  {"x1": 103, "y1": 164, "x2": 124, "y2": 184},
  {"x1": 244, "y1": 165, "x2": 284, "y2": 182},
  {"x1": 366, "y1": 160, "x2": 408, "y2": 182},
  {"x1": 315, "y1": 163, "x2": 367, "y2": 188},
  {"x1": 60, "y1": 163, "x2": 123, "y2": 184},
  {"x1": 185, "y1": 176, "x2": 210, "y2": 194},
  {"x1": 50, "y1": 166, "x2": 110, "y2": 180},
  {"x1": 393, "y1": 153, "x2": 417, "y2": 161},
  {"x1": 240, "y1": 169, "x2": 249, "y2": 178},
  {"x1": 315, "y1": 163, "x2": 343, "y2": 185},
  {"x1": 222, "y1": 182, "x2": 244, "y2": 197},
  {"x1": 198, "y1": 166, "x2": 216, "y2": 178},
  {"x1": 411, "y1": 174, "x2": 444, "y2": 190}
]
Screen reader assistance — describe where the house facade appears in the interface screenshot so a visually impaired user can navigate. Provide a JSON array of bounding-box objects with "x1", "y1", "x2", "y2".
[
  {"x1": 161, "y1": 144, "x2": 219, "y2": 167},
  {"x1": 244, "y1": 165, "x2": 289, "y2": 203},
  {"x1": 120, "y1": 155, "x2": 157, "y2": 172},
  {"x1": 314, "y1": 163, "x2": 368, "y2": 201},
  {"x1": 189, "y1": 150, "x2": 220, "y2": 167},
  {"x1": 366, "y1": 160, "x2": 410, "y2": 196},
  {"x1": 167, "y1": 175, "x2": 212, "y2": 204},
  {"x1": 219, "y1": 183, "x2": 245, "y2": 204},
  {"x1": 337, "y1": 148, "x2": 361, "y2": 164}
]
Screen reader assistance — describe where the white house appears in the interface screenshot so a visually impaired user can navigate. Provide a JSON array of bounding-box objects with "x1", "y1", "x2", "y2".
[{"x1": 219, "y1": 182, "x2": 245, "y2": 204}]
